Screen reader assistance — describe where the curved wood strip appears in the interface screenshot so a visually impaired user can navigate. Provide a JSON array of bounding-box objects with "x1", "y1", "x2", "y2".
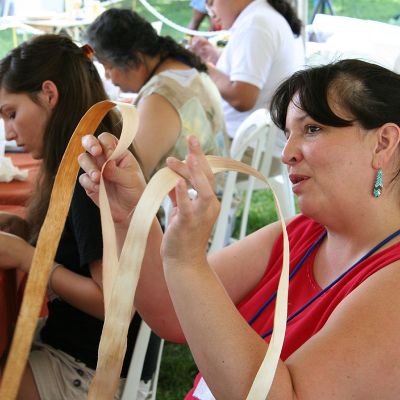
[{"x1": 90, "y1": 154, "x2": 289, "y2": 400}]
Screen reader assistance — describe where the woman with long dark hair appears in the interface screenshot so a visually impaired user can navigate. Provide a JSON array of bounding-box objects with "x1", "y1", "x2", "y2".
[{"x1": 0, "y1": 34, "x2": 150, "y2": 399}]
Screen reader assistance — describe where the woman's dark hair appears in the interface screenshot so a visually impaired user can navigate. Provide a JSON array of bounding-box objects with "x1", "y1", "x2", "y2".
[
  {"x1": 0, "y1": 34, "x2": 121, "y2": 242},
  {"x1": 85, "y1": 8, "x2": 207, "y2": 72},
  {"x1": 268, "y1": 0, "x2": 302, "y2": 36},
  {"x1": 270, "y1": 59, "x2": 400, "y2": 132}
]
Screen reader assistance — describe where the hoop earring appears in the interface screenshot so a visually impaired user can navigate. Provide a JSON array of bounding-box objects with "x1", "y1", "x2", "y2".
[{"x1": 373, "y1": 169, "x2": 383, "y2": 198}]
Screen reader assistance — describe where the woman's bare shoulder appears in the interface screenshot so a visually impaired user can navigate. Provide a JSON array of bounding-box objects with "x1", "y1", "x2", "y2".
[{"x1": 286, "y1": 259, "x2": 400, "y2": 399}]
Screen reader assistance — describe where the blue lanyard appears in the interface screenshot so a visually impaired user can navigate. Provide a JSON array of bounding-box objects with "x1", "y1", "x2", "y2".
[{"x1": 247, "y1": 228, "x2": 400, "y2": 339}]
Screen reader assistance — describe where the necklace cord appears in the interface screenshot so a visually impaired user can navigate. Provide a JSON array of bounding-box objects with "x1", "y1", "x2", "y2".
[{"x1": 250, "y1": 227, "x2": 400, "y2": 339}]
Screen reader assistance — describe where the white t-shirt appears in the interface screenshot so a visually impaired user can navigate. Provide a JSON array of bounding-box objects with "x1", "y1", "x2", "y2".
[{"x1": 217, "y1": 0, "x2": 303, "y2": 141}]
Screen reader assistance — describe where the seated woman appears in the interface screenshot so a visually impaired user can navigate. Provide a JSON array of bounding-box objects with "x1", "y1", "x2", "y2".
[
  {"x1": 79, "y1": 59, "x2": 400, "y2": 399},
  {"x1": 190, "y1": 0, "x2": 302, "y2": 142},
  {"x1": 0, "y1": 34, "x2": 150, "y2": 400},
  {"x1": 85, "y1": 8, "x2": 227, "y2": 180}
]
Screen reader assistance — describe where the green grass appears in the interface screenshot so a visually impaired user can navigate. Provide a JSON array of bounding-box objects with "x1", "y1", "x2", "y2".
[
  {"x1": 157, "y1": 342, "x2": 198, "y2": 399},
  {"x1": 134, "y1": 0, "x2": 200, "y2": 41},
  {"x1": 315, "y1": 0, "x2": 400, "y2": 22},
  {"x1": 0, "y1": 30, "x2": 14, "y2": 58},
  {"x1": 233, "y1": 190, "x2": 277, "y2": 237}
]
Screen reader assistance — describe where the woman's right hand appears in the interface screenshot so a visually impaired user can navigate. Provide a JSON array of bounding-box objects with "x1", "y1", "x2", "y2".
[{"x1": 78, "y1": 132, "x2": 147, "y2": 225}]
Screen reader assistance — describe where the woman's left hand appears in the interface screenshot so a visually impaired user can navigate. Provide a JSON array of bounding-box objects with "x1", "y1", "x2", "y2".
[
  {"x1": 0, "y1": 212, "x2": 30, "y2": 240},
  {"x1": 0, "y1": 232, "x2": 34, "y2": 272},
  {"x1": 160, "y1": 136, "x2": 220, "y2": 269}
]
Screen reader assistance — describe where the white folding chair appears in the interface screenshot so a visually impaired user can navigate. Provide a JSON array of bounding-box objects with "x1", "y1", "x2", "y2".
[
  {"x1": 121, "y1": 316, "x2": 164, "y2": 400},
  {"x1": 209, "y1": 108, "x2": 295, "y2": 254},
  {"x1": 244, "y1": 121, "x2": 296, "y2": 222},
  {"x1": 121, "y1": 320, "x2": 152, "y2": 400}
]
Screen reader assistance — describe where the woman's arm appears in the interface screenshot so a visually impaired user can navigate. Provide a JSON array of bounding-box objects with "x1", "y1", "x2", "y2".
[
  {"x1": 134, "y1": 94, "x2": 181, "y2": 180},
  {"x1": 190, "y1": 33, "x2": 261, "y2": 111},
  {"x1": 0, "y1": 233, "x2": 106, "y2": 320},
  {"x1": 0, "y1": 232, "x2": 34, "y2": 272},
  {"x1": 206, "y1": 63, "x2": 260, "y2": 112},
  {"x1": 49, "y1": 259, "x2": 105, "y2": 319}
]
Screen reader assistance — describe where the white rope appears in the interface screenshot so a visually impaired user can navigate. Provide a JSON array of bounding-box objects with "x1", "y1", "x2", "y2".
[{"x1": 137, "y1": 0, "x2": 226, "y2": 37}]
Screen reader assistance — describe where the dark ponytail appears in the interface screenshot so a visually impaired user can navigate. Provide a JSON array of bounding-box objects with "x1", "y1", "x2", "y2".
[
  {"x1": 157, "y1": 35, "x2": 207, "y2": 72},
  {"x1": 267, "y1": 0, "x2": 302, "y2": 36}
]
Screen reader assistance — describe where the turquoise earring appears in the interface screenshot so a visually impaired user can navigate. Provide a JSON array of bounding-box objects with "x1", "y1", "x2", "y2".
[{"x1": 373, "y1": 169, "x2": 383, "y2": 198}]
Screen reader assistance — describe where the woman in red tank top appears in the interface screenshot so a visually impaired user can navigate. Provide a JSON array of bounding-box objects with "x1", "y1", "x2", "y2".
[{"x1": 79, "y1": 58, "x2": 400, "y2": 400}]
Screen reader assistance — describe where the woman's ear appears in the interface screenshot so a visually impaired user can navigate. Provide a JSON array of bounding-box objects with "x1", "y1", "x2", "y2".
[
  {"x1": 372, "y1": 123, "x2": 400, "y2": 169},
  {"x1": 41, "y1": 80, "x2": 59, "y2": 110}
]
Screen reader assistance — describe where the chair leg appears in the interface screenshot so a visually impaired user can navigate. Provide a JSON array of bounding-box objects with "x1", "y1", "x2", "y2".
[
  {"x1": 149, "y1": 339, "x2": 164, "y2": 400},
  {"x1": 268, "y1": 175, "x2": 296, "y2": 219}
]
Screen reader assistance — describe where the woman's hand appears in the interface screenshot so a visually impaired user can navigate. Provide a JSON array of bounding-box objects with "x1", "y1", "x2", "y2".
[
  {"x1": 189, "y1": 37, "x2": 220, "y2": 65},
  {"x1": 78, "y1": 132, "x2": 147, "y2": 225},
  {"x1": 0, "y1": 232, "x2": 34, "y2": 272},
  {"x1": 161, "y1": 136, "x2": 220, "y2": 269},
  {"x1": 0, "y1": 212, "x2": 29, "y2": 240}
]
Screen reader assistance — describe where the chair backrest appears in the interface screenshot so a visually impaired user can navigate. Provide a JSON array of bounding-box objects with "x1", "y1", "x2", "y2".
[
  {"x1": 209, "y1": 109, "x2": 271, "y2": 254},
  {"x1": 209, "y1": 108, "x2": 296, "y2": 254}
]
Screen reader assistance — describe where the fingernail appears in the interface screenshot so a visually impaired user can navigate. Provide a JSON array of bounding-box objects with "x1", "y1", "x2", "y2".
[
  {"x1": 82, "y1": 136, "x2": 90, "y2": 147},
  {"x1": 90, "y1": 170, "x2": 97, "y2": 179}
]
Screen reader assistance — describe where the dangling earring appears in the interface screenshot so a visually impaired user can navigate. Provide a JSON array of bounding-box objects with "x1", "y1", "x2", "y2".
[{"x1": 373, "y1": 169, "x2": 383, "y2": 198}]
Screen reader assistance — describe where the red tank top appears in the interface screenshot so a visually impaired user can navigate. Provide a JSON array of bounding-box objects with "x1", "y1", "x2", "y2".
[{"x1": 186, "y1": 215, "x2": 400, "y2": 399}]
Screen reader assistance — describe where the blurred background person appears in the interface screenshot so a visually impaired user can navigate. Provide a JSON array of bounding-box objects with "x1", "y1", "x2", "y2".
[
  {"x1": 85, "y1": 8, "x2": 228, "y2": 180},
  {"x1": 190, "y1": 0, "x2": 303, "y2": 142},
  {"x1": 0, "y1": 34, "x2": 153, "y2": 399}
]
